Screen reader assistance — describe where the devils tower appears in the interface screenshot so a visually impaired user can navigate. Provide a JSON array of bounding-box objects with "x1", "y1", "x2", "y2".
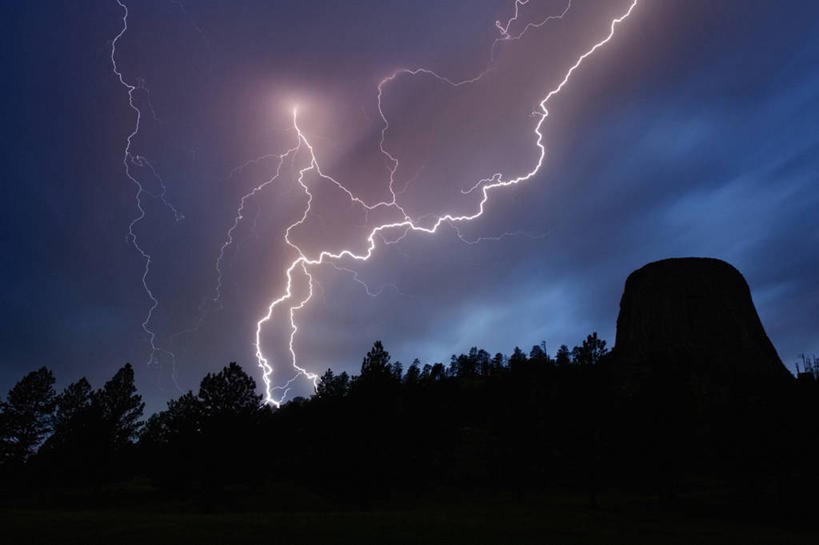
[{"x1": 613, "y1": 257, "x2": 792, "y2": 391}]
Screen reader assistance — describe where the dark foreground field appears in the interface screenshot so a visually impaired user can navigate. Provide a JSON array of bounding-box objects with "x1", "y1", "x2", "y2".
[{"x1": 3, "y1": 493, "x2": 817, "y2": 545}]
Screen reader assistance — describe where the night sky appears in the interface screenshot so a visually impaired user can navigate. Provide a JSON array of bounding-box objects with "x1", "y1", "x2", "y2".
[{"x1": 1, "y1": 1, "x2": 817, "y2": 412}]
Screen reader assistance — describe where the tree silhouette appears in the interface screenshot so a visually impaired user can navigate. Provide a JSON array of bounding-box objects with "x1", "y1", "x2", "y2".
[
  {"x1": 37, "y1": 377, "x2": 94, "y2": 486},
  {"x1": 450, "y1": 347, "x2": 492, "y2": 378},
  {"x1": 141, "y1": 391, "x2": 204, "y2": 491},
  {"x1": 356, "y1": 340, "x2": 400, "y2": 395},
  {"x1": 529, "y1": 342, "x2": 551, "y2": 367},
  {"x1": 555, "y1": 344, "x2": 571, "y2": 366},
  {"x1": 509, "y1": 346, "x2": 528, "y2": 372},
  {"x1": 572, "y1": 332, "x2": 608, "y2": 366},
  {"x1": 195, "y1": 362, "x2": 263, "y2": 495},
  {"x1": 94, "y1": 363, "x2": 145, "y2": 449},
  {"x1": 403, "y1": 359, "x2": 421, "y2": 386},
  {"x1": 426, "y1": 362, "x2": 447, "y2": 382},
  {"x1": 0, "y1": 367, "x2": 56, "y2": 464},
  {"x1": 360, "y1": 340, "x2": 391, "y2": 377},
  {"x1": 316, "y1": 369, "x2": 351, "y2": 400},
  {"x1": 142, "y1": 391, "x2": 203, "y2": 446},
  {"x1": 198, "y1": 362, "x2": 262, "y2": 418},
  {"x1": 42, "y1": 378, "x2": 93, "y2": 451},
  {"x1": 52, "y1": 378, "x2": 93, "y2": 435}
]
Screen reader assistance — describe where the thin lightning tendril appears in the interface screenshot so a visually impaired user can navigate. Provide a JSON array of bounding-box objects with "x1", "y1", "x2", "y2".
[
  {"x1": 112, "y1": 0, "x2": 184, "y2": 389},
  {"x1": 111, "y1": 0, "x2": 160, "y2": 366},
  {"x1": 212, "y1": 143, "x2": 302, "y2": 307},
  {"x1": 328, "y1": 263, "x2": 404, "y2": 298},
  {"x1": 451, "y1": 224, "x2": 550, "y2": 246},
  {"x1": 141, "y1": 157, "x2": 185, "y2": 222},
  {"x1": 496, "y1": 0, "x2": 532, "y2": 38},
  {"x1": 492, "y1": 0, "x2": 573, "y2": 60}
]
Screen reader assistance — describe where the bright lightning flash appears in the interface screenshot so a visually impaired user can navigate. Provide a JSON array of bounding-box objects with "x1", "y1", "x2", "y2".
[
  {"x1": 110, "y1": 0, "x2": 639, "y2": 405},
  {"x1": 251, "y1": 0, "x2": 640, "y2": 406}
]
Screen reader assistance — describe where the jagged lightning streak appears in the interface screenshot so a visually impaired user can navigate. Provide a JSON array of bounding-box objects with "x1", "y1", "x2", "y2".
[
  {"x1": 492, "y1": 0, "x2": 573, "y2": 60},
  {"x1": 111, "y1": 0, "x2": 183, "y2": 387},
  {"x1": 376, "y1": 1, "x2": 573, "y2": 203},
  {"x1": 328, "y1": 263, "x2": 404, "y2": 298},
  {"x1": 255, "y1": 0, "x2": 639, "y2": 406},
  {"x1": 141, "y1": 157, "x2": 185, "y2": 223},
  {"x1": 496, "y1": 0, "x2": 532, "y2": 38},
  {"x1": 212, "y1": 142, "x2": 301, "y2": 307},
  {"x1": 451, "y1": 225, "x2": 550, "y2": 246}
]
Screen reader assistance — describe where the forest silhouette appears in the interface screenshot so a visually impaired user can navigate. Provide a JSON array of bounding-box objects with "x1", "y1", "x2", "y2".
[{"x1": 2, "y1": 334, "x2": 818, "y2": 520}]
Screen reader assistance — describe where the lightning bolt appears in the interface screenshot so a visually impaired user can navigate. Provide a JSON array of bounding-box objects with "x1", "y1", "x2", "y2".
[
  {"x1": 496, "y1": 0, "x2": 532, "y2": 39},
  {"x1": 497, "y1": 0, "x2": 574, "y2": 40},
  {"x1": 111, "y1": 0, "x2": 183, "y2": 389},
  {"x1": 251, "y1": 0, "x2": 640, "y2": 406},
  {"x1": 493, "y1": 0, "x2": 573, "y2": 60}
]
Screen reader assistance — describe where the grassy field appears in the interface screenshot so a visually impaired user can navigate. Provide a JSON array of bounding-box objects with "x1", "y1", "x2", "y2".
[{"x1": 2, "y1": 493, "x2": 817, "y2": 545}]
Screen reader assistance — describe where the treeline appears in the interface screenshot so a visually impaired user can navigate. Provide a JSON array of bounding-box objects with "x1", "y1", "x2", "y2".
[
  {"x1": 1, "y1": 333, "x2": 818, "y2": 517},
  {"x1": 0, "y1": 364, "x2": 143, "y2": 489}
]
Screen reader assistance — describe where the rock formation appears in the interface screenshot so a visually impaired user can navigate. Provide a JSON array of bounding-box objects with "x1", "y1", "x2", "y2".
[{"x1": 612, "y1": 257, "x2": 792, "y2": 393}]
